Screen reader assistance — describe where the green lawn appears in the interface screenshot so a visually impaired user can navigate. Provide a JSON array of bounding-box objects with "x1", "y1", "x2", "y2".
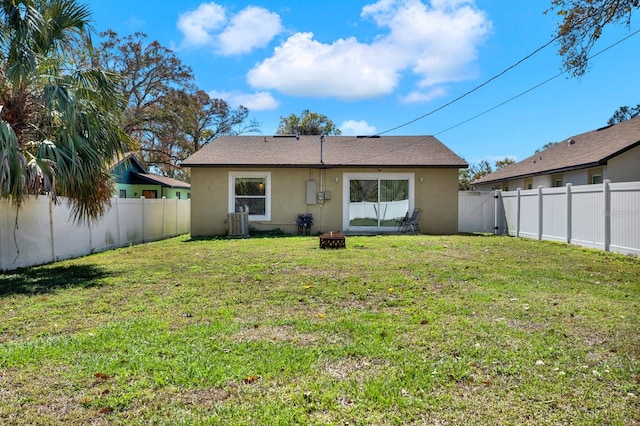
[{"x1": 0, "y1": 234, "x2": 638, "y2": 425}]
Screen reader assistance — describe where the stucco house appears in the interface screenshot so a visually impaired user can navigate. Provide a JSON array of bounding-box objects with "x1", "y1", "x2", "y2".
[
  {"x1": 181, "y1": 134, "x2": 467, "y2": 236},
  {"x1": 111, "y1": 153, "x2": 191, "y2": 199},
  {"x1": 473, "y1": 117, "x2": 640, "y2": 191}
]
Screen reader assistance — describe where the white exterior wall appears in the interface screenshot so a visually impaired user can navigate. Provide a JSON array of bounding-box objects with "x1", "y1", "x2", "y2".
[
  {"x1": 563, "y1": 170, "x2": 588, "y2": 186},
  {"x1": 608, "y1": 145, "x2": 640, "y2": 182}
]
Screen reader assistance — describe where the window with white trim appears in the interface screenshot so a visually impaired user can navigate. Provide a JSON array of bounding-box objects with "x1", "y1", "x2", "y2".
[
  {"x1": 588, "y1": 167, "x2": 604, "y2": 184},
  {"x1": 229, "y1": 172, "x2": 271, "y2": 221}
]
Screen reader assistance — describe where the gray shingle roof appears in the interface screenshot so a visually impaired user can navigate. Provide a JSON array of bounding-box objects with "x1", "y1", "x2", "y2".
[
  {"x1": 181, "y1": 135, "x2": 467, "y2": 168},
  {"x1": 474, "y1": 117, "x2": 640, "y2": 184}
]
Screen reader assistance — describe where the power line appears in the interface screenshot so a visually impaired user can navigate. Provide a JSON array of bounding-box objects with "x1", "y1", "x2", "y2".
[
  {"x1": 374, "y1": 36, "x2": 560, "y2": 136},
  {"x1": 341, "y1": 27, "x2": 640, "y2": 165},
  {"x1": 434, "y1": 27, "x2": 640, "y2": 136}
]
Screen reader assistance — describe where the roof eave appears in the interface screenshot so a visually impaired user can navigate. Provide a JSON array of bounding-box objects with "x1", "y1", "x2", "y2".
[
  {"x1": 130, "y1": 172, "x2": 190, "y2": 189},
  {"x1": 600, "y1": 139, "x2": 640, "y2": 163},
  {"x1": 473, "y1": 161, "x2": 604, "y2": 185},
  {"x1": 183, "y1": 163, "x2": 467, "y2": 168}
]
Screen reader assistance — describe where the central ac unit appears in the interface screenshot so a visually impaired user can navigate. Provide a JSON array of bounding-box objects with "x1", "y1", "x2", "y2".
[{"x1": 228, "y1": 212, "x2": 249, "y2": 237}]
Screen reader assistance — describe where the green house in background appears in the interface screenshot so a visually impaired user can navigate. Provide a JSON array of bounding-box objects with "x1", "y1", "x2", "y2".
[{"x1": 110, "y1": 153, "x2": 191, "y2": 199}]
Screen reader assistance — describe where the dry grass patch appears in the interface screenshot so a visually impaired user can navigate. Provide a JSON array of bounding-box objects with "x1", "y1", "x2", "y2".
[{"x1": 233, "y1": 324, "x2": 322, "y2": 346}]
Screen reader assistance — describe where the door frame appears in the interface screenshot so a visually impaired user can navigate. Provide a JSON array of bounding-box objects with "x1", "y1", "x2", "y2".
[{"x1": 342, "y1": 172, "x2": 414, "y2": 232}]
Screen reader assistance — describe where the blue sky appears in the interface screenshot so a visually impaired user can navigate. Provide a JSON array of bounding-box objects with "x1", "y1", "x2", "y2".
[{"x1": 83, "y1": 0, "x2": 639, "y2": 164}]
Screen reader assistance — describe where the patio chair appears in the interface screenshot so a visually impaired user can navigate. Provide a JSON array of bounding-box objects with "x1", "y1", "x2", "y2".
[{"x1": 398, "y1": 208, "x2": 423, "y2": 234}]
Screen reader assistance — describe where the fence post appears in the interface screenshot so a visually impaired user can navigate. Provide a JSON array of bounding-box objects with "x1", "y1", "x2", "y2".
[
  {"x1": 141, "y1": 196, "x2": 146, "y2": 243},
  {"x1": 175, "y1": 198, "x2": 179, "y2": 236},
  {"x1": 516, "y1": 188, "x2": 521, "y2": 237},
  {"x1": 162, "y1": 196, "x2": 166, "y2": 239},
  {"x1": 115, "y1": 196, "x2": 122, "y2": 247},
  {"x1": 566, "y1": 183, "x2": 572, "y2": 244},
  {"x1": 537, "y1": 186, "x2": 543, "y2": 240},
  {"x1": 603, "y1": 180, "x2": 611, "y2": 252},
  {"x1": 494, "y1": 190, "x2": 501, "y2": 235},
  {"x1": 49, "y1": 196, "x2": 55, "y2": 263},
  {"x1": 88, "y1": 214, "x2": 93, "y2": 254}
]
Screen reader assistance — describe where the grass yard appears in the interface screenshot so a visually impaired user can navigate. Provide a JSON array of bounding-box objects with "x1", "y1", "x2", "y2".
[{"x1": 0, "y1": 234, "x2": 639, "y2": 425}]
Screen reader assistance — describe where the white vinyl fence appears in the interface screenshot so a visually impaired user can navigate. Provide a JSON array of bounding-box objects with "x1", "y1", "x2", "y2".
[
  {"x1": 458, "y1": 191, "x2": 498, "y2": 234},
  {"x1": 1, "y1": 196, "x2": 190, "y2": 271},
  {"x1": 460, "y1": 180, "x2": 640, "y2": 256}
]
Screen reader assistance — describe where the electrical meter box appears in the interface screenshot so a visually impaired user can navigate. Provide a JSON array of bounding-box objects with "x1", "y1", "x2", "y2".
[{"x1": 306, "y1": 180, "x2": 317, "y2": 205}]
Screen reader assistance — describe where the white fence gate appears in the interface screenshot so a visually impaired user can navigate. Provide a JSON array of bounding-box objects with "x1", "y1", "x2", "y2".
[
  {"x1": 458, "y1": 191, "x2": 498, "y2": 234},
  {"x1": 460, "y1": 180, "x2": 640, "y2": 256},
  {"x1": 1, "y1": 196, "x2": 190, "y2": 271}
]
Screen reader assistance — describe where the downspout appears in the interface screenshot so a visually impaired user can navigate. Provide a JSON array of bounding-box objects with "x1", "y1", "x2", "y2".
[{"x1": 319, "y1": 135, "x2": 326, "y2": 231}]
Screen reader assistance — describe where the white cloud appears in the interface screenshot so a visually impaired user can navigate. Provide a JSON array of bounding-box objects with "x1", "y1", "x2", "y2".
[
  {"x1": 247, "y1": 32, "x2": 399, "y2": 100},
  {"x1": 247, "y1": 0, "x2": 491, "y2": 101},
  {"x1": 401, "y1": 87, "x2": 448, "y2": 103},
  {"x1": 339, "y1": 120, "x2": 378, "y2": 136},
  {"x1": 177, "y1": 3, "x2": 283, "y2": 55},
  {"x1": 218, "y1": 7, "x2": 283, "y2": 56},
  {"x1": 177, "y1": 3, "x2": 226, "y2": 47},
  {"x1": 362, "y1": 0, "x2": 492, "y2": 86},
  {"x1": 209, "y1": 90, "x2": 279, "y2": 111},
  {"x1": 123, "y1": 15, "x2": 147, "y2": 31}
]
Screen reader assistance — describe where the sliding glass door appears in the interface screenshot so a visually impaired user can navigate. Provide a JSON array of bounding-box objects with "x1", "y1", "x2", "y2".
[{"x1": 344, "y1": 173, "x2": 413, "y2": 231}]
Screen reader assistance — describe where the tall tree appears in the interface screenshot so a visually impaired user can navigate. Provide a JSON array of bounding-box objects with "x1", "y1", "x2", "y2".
[
  {"x1": 94, "y1": 31, "x2": 259, "y2": 178},
  {"x1": 152, "y1": 90, "x2": 259, "y2": 180},
  {"x1": 535, "y1": 141, "x2": 560, "y2": 153},
  {"x1": 276, "y1": 110, "x2": 341, "y2": 135},
  {"x1": 93, "y1": 31, "x2": 193, "y2": 166},
  {"x1": 459, "y1": 160, "x2": 492, "y2": 190},
  {"x1": 547, "y1": 0, "x2": 639, "y2": 77},
  {"x1": 494, "y1": 157, "x2": 516, "y2": 169},
  {"x1": 459, "y1": 158, "x2": 514, "y2": 190},
  {"x1": 608, "y1": 104, "x2": 640, "y2": 124},
  {"x1": 0, "y1": 0, "x2": 131, "y2": 221}
]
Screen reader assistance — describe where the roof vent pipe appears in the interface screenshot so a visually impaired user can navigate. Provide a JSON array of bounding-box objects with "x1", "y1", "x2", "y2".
[{"x1": 568, "y1": 138, "x2": 575, "y2": 146}]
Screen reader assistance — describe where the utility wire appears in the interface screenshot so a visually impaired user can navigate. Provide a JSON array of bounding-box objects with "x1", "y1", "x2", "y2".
[
  {"x1": 339, "y1": 28, "x2": 640, "y2": 165},
  {"x1": 434, "y1": 27, "x2": 640, "y2": 136},
  {"x1": 374, "y1": 36, "x2": 561, "y2": 136}
]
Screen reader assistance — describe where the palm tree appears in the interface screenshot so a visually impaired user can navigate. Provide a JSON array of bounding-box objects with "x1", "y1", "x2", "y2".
[{"x1": 0, "y1": 0, "x2": 131, "y2": 221}]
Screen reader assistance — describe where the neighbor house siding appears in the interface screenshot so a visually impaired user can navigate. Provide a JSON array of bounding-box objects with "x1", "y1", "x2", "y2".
[
  {"x1": 189, "y1": 166, "x2": 459, "y2": 236},
  {"x1": 115, "y1": 184, "x2": 187, "y2": 199},
  {"x1": 475, "y1": 169, "x2": 608, "y2": 191},
  {"x1": 607, "y1": 144, "x2": 640, "y2": 182}
]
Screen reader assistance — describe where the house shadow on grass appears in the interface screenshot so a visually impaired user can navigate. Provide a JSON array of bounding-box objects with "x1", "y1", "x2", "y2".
[
  {"x1": 185, "y1": 227, "x2": 307, "y2": 242},
  {"x1": 0, "y1": 264, "x2": 108, "y2": 297}
]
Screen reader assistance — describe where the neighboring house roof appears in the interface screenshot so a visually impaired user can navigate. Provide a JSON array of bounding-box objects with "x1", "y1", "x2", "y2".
[
  {"x1": 129, "y1": 172, "x2": 191, "y2": 189},
  {"x1": 110, "y1": 152, "x2": 190, "y2": 189},
  {"x1": 181, "y1": 135, "x2": 468, "y2": 168},
  {"x1": 474, "y1": 117, "x2": 640, "y2": 184}
]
